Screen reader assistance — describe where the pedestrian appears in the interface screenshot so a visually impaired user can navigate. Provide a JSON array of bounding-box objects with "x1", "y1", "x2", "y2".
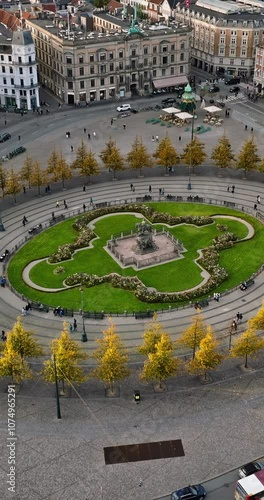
[
  {"x1": 1, "y1": 276, "x2": 6, "y2": 288},
  {"x1": 51, "y1": 211, "x2": 55, "y2": 219},
  {"x1": 149, "y1": 185, "x2": 152, "y2": 193},
  {"x1": 236, "y1": 312, "x2": 240, "y2": 321},
  {"x1": 64, "y1": 202, "x2": 68, "y2": 209},
  {"x1": 70, "y1": 145, "x2": 74, "y2": 152},
  {"x1": 73, "y1": 318, "x2": 77, "y2": 331},
  {"x1": 18, "y1": 135, "x2": 21, "y2": 141},
  {"x1": 239, "y1": 313, "x2": 243, "y2": 321},
  {"x1": 156, "y1": 135, "x2": 159, "y2": 142},
  {"x1": 159, "y1": 188, "x2": 162, "y2": 195},
  {"x1": 232, "y1": 319, "x2": 237, "y2": 331},
  {"x1": 27, "y1": 302, "x2": 32, "y2": 311},
  {"x1": 111, "y1": 118, "x2": 113, "y2": 126},
  {"x1": 225, "y1": 95, "x2": 228, "y2": 100},
  {"x1": 132, "y1": 186, "x2": 135, "y2": 192},
  {"x1": 90, "y1": 197, "x2": 93, "y2": 205},
  {"x1": 254, "y1": 203, "x2": 257, "y2": 210},
  {"x1": 179, "y1": 136, "x2": 181, "y2": 141},
  {"x1": 84, "y1": 127, "x2": 86, "y2": 134},
  {"x1": 130, "y1": 183, "x2": 133, "y2": 191},
  {"x1": 22, "y1": 218, "x2": 26, "y2": 227},
  {"x1": 257, "y1": 195, "x2": 260, "y2": 204},
  {"x1": 123, "y1": 123, "x2": 126, "y2": 130},
  {"x1": 151, "y1": 135, "x2": 155, "y2": 141},
  {"x1": 69, "y1": 323, "x2": 73, "y2": 332},
  {"x1": 244, "y1": 124, "x2": 247, "y2": 130},
  {"x1": 1, "y1": 330, "x2": 6, "y2": 341},
  {"x1": 231, "y1": 185, "x2": 235, "y2": 193},
  {"x1": 23, "y1": 186, "x2": 26, "y2": 194},
  {"x1": 47, "y1": 185, "x2": 50, "y2": 192},
  {"x1": 93, "y1": 132, "x2": 96, "y2": 138},
  {"x1": 4, "y1": 119, "x2": 7, "y2": 126},
  {"x1": 56, "y1": 201, "x2": 60, "y2": 208},
  {"x1": 22, "y1": 306, "x2": 26, "y2": 316},
  {"x1": 83, "y1": 203, "x2": 86, "y2": 211},
  {"x1": 251, "y1": 127, "x2": 254, "y2": 132},
  {"x1": 88, "y1": 133, "x2": 91, "y2": 140},
  {"x1": 227, "y1": 186, "x2": 230, "y2": 192}
]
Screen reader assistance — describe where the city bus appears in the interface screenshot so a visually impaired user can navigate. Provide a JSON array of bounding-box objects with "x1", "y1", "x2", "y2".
[{"x1": 235, "y1": 470, "x2": 264, "y2": 499}]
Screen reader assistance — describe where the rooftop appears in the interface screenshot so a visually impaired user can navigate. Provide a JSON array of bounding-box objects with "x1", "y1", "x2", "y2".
[{"x1": 180, "y1": 0, "x2": 264, "y2": 20}]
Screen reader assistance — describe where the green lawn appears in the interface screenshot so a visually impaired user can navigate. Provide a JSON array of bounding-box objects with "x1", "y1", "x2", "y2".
[{"x1": 8, "y1": 203, "x2": 263, "y2": 313}]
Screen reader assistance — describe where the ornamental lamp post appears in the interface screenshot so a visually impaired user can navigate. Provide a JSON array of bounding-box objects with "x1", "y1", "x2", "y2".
[
  {"x1": 80, "y1": 287, "x2": 87, "y2": 342},
  {"x1": 187, "y1": 112, "x2": 195, "y2": 191}
]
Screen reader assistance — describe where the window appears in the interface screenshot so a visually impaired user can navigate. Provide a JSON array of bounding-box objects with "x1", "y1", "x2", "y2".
[
  {"x1": 162, "y1": 45, "x2": 168, "y2": 53},
  {"x1": 162, "y1": 68, "x2": 166, "y2": 76},
  {"x1": 29, "y1": 67, "x2": 33, "y2": 74},
  {"x1": 109, "y1": 52, "x2": 113, "y2": 60},
  {"x1": 144, "y1": 47, "x2": 148, "y2": 54},
  {"x1": 119, "y1": 62, "x2": 123, "y2": 70},
  {"x1": 80, "y1": 80, "x2": 84, "y2": 89},
  {"x1": 18, "y1": 57, "x2": 22, "y2": 63},
  {"x1": 119, "y1": 50, "x2": 123, "y2": 58},
  {"x1": 11, "y1": 78, "x2": 14, "y2": 85},
  {"x1": 131, "y1": 60, "x2": 136, "y2": 69},
  {"x1": 230, "y1": 59, "x2": 234, "y2": 64},
  {"x1": 4, "y1": 89, "x2": 7, "y2": 94},
  {"x1": 171, "y1": 54, "x2": 175, "y2": 63},
  {"x1": 241, "y1": 60, "x2": 245, "y2": 66},
  {"x1": 110, "y1": 76, "x2": 114, "y2": 84},
  {"x1": 132, "y1": 73, "x2": 136, "y2": 82},
  {"x1": 90, "y1": 55, "x2": 94, "y2": 62},
  {"x1": 100, "y1": 65, "x2": 106, "y2": 73},
  {"x1": 79, "y1": 56, "x2": 84, "y2": 64},
  {"x1": 67, "y1": 69, "x2": 73, "y2": 77},
  {"x1": 144, "y1": 58, "x2": 148, "y2": 66},
  {"x1": 162, "y1": 56, "x2": 168, "y2": 64},
  {"x1": 0, "y1": 55, "x2": 3, "y2": 61},
  {"x1": 131, "y1": 49, "x2": 136, "y2": 57},
  {"x1": 3, "y1": 78, "x2": 6, "y2": 85},
  {"x1": 30, "y1": 78, "x2": 33, "y2": 86},
  {"x1": 66, "y1": 57, "x2": 72, "y2": 64},
  {"x1": 8, "y1": 56, "x2": 12, "y2": 62},
  {"x1": 20, "y1": 79, "x2": 24, "y2": 86},
  {"x1": 91, "y1": 79, "x2": 95, "y2": 87},
  {"x1": 90, "y1": 66, "x2": 94, "y2": 74},
  {"x1": 2, "y1": 66, "x2": 5, "y2": 73},
  {"x1": 180, "y1": 65, "x2": 184, "y2": 73},
  {"x1": 219, "y1": 57, "x2": 223, "y2": 63},
  {"x1": 242, "y1": 31, "x2": 248, "y2": 36},
  {"x1": 99, "y1": 53, "x2": 106, "y2": 61},
  {"x1": 230, "y1": 48, "x2": 235, "y2": 55},
  {"x1": 12, "y1": 89, "x2": 15, "y2": 94},
  {"x1": 170, "y1": 66, "x2": 174, "y2": 75},
  {"x1": 241, "y1": 49, "x2": 246, "y2": 56},
  {"x1": 153, "y1": 57, "x2": 157, "y2": 65},
  {"x1": 100, "y1": 77, "x2": 105, "y2": 86},
  {"x1": 153, "y1": 46, "x2": 157, "y2": 53},
  {"x1": 180, "y1": 53, "x2": 184, "y2": 61},
  {"x1": 68, "y1": 81, "x2": 73, "y2": 89},
  {"x1": 231, "y1": 38, "x2": 236, "y2": 45},
  {"x1": 219, "y1": 47, "x2": 224, "y2": 55},
  {"x1": 153, "y1": 69, "x2": 157, "y2": 77},
  {"x1": 231, "y1": 30, "x2": 236, "y2": 35},
  {"x1": 120, "y1": 75, "x2": 124, "y2": 83},
  {"x1": 242, "y1": 38, "x2": 247, "y2": 45},
  {"x1": 110, "y1": 63, "x2": 114, "y2": 71},
  {"x1": 10, "y1": 67, "x2": 13, "y2": 74},
  {"x1": 180, "y1": 42, "x2": 184, "y2": 50},
  {"x1": 220, "y1": 37, "x2": 225, "y2": 44},
  {"x1": 80, "y1": 67, "x2": 84, "y2": 76}
]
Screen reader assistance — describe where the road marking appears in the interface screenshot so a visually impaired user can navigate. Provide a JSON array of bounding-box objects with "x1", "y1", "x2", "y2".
[{"x1": 48, "y1": 123, "x2": 54, "y2": 127}]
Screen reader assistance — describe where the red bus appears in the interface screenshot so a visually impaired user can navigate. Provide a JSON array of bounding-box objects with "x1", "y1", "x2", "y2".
[{"x1": 235, "y1": 470, "x2": 264, "y2": 499}]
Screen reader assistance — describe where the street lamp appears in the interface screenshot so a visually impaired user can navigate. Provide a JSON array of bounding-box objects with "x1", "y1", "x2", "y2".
[
  {"x1": 187, "y1": 112, "x2": 195, "y2": 190},
  {"x1": 53, "y1": 354, "x2": 62, "y2": 419},
  {"x1": 80, "y1": 287, "x2": 87, "y2": 342}
]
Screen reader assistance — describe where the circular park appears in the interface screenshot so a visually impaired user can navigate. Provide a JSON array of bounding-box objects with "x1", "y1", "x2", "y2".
[{"x1": 7, "y1": 201, "x2": 263, "y2": 314}]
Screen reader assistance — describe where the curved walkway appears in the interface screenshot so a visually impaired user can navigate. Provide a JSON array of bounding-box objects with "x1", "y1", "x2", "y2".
[{"x1": 0, "y1": 174, "x2": 263, "y2": 356}]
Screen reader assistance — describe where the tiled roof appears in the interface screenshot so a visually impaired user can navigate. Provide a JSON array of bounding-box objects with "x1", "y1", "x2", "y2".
[{"x1": 0, "y1": 10, "x2": 19, "y2": 31}]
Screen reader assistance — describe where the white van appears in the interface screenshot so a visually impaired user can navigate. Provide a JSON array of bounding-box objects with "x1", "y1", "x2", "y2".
[{"x1": 116, "y1": 103, "x2": 131, "y2": 112}]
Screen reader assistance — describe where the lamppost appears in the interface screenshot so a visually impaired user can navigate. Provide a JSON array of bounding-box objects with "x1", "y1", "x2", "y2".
[
  {"x1": 80, "y1": 287, "x2": 87, "y2": 342},
  {"x1": 53, "y1": 354, "x2": 61, "y2": 419},
  {"x1": 187, "y1": 112, "x2": 195, "y2": 190},
  {"x1": 0, "y1": 213, "x2": 5, "y2": 232}
]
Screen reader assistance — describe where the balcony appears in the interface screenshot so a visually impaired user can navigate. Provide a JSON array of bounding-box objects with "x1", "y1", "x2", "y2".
[{"x1": 14, "y1": 82, "x2": 39, "y2": 89}]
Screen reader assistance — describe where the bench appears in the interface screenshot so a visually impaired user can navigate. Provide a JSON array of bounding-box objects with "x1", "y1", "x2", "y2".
[
  {"x1": 31, "y1": 302, "x2": 49, "y2": 313},
  {"x1": 240, "y1": 278, "x2": 255, "y2": 291},
  {"x1": 83, "y1": 312, "x2": 104, "y2": 320},
  {"x1": 195, "y1": 299, "x2": 209, "y2": 309},
  {"x1": 166, "y1": 195, "x2": 176, "y2": 201},
  {"x1": 95, "y1": 202, "x2": 108, "y2": 209},
  {"x1": 224, "y1": 201, "x2": 236, "y2": 208},
  {"x1": 176, "y1": 196, "x2": 183, "y2": 202},
  {"x1": 49, "y1": 214, "x2": 65, "y2": 226},
  {"x1": 135, "y1": 311, "x2": 154, "y2": 320}
]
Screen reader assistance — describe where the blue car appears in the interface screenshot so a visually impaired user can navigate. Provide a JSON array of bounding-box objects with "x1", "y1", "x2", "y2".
[{"x1": 171, "y1": 483, "x2": 206, "y2": 500}]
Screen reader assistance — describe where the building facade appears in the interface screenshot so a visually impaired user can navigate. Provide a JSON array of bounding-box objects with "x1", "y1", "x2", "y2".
[
  {"x1": 26, "y1": 15, "x2": 191, "y2": 104},
  {"x1": 0, "y1": 27, "x2": 39, "y2": 109},
  {"x1": 175, "y1": 0, "x2": 264, "y2": 78},
  {"x1": 254, "y1": 44, "x2": 264, "y2": 92}
]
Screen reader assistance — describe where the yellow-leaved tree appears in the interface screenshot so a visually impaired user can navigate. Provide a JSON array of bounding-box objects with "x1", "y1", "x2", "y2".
[
  {"x1": 153, "y1": 134, "x2": 179, "y2": 174},
  {"x1": 92, "y1": 318, "x2": 130, "y2": 393},
  {"x1": 137, "y1": 313, "x2": 166, "y2": 356},
  {"x1": 177, "y1": 312, "x2": 207, "y2": 359},
  {"x1": 100, "y1": 137, "x2": 125, "y2": 179},
  {"x1": 127, "y1": 136, "x2": 153, "y2": 176},
  {"x1": 236, "y1": 138, "x2": 260, "y2": 177},
  {"x1": 182, "y1": 137, "x2": 207, "y2": 173},
  {"x1": 230, "y1": 327, "x2": 264, "y2": 368},
  {"x1": 7, "y1": 316, "x2": 43, "y2": 360},
  {"x1": 249, "y1": 301, "x2": 264, "y2": 331},
  {"x1": 42, "y1": 322, "x2": 87, "y2": 392},
  {"x1": 187, "y1": 327, "x2": 223, "y2": 381},
  {"x1": 72, "y1": 141, "x2": 100, "y2": 182},
  {"x1": 0, "y1": 343, "x2": 32, "y2": 383},
  {"x1": 140, "y1": 333, "x2": 180, "y2": 389},
  {"x1": 211, "y1": 135, "x2": 235, "y2": 170}
]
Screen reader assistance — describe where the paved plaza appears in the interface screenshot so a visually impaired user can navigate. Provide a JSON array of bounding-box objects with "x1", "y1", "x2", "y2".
[{"x1": 0, "y1": 94, "x2": 264, "y2": 500}]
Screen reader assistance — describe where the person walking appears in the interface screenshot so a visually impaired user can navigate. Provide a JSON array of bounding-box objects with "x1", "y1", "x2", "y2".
[
  {"x1": 149, "y1": 185, "x2": 152, "y2": 193},
  {"x1": 56, "y1": 201, "x2": 60, "y2": 208},
  {"x1": 251, "y1": 127, "x2": 254, "y2": 133},
  {"x1": 231, "y1": 185, "x2": 235, "y2": 193},
  {"x1": 254, "y1": 203, "x2": 258, "y2": 210},
  {"x1": 83, "y1": 203, "x2": 86, "y2": 212},
  {"x1": 70, "y1": 145, "x2": 74, "y2": 152},
  {"x1": 18, "y1": 135, "x2": 21, "y2": 141},
  {"x1": 155, "y1": 135, "x2": 159, "y2": 142},
  {"x1": 257, "y1": 195, "x2": 260, "y2": 204},
  {"x1": 123, "y1": 123, "x2": 126, "y2": 130},
  {"x1": 88, "y1": 133, "x2": 91, "y2": 140},
  {"x1": 244, "y1": 124, "x2": 247, "y2": 130},
  {"x1": 84, "y1": 127, "x2": 86, "y2": 134},
  {"x1": 1, "y1": 330, "x2": 6, "y2": 341},
  {"x1": 73, "y1": 318, "x2": 77, "y2": 331},
  {"x1": 179, "y1": 136, "x2": 181, "y2": 141},
  {"x1": 83, "y1": 185, "x2": 86, "y2": 192},
  {"x1": 227, "y1": 186, "x2": 230, "y2": 192},
  {"x1": 130, "y1": 183, "x2": 133, "y2": 191},
  {"x1": 111, "y1": 118, "x2": 113, "y2": 126},
  {"x1": 90, "y1": 197, "x2": 93, "y2": 205}
]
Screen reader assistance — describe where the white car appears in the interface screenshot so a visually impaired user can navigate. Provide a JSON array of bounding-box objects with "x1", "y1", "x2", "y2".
[{"x1": 116, "y1": 103, "x2": 131, "y2": 112}]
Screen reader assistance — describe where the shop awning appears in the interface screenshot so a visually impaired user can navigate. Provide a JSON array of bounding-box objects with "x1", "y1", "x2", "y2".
[{"x1": 153, "y1": 76, "x2": 188, "y2": 89}]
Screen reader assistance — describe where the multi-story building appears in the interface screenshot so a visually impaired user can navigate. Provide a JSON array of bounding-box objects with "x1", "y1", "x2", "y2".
[
  {"x1": 26, "y1": 14, "x2": 191, "y2": 104},
  {"x1": 254, "y1": 44, "x2": 264, "y2": 92},
  {"x1": 0, "y1": 24, "x2": 39, "y2": 110},
  {"x1": 175, "y1": 0, "x2": 264, "y2": 78}
]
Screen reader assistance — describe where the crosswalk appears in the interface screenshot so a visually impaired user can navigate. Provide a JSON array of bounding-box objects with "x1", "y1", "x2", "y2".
[{"x1": 216, "y1": 92, "x2": 247, "y2": 105}]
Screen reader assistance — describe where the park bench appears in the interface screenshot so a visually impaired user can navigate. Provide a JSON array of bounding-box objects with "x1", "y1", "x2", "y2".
[
  {"x1": 135, "y1": 311, "x2": 154, "y2": 320},
  {"x1": 240, "y1": 278, "x2": 255, "y2": 291},
  {"x1": 166, "y1": 195, "x2": 176, "y2": 201},
  {"x1": 224, "y1": 201, "x2": 236, "y2": 208},
  {"x1": 49, "y1": 214, "x2": 65, "y2": 226},
  {"x1": 83, "y1": 312, "x2": 104, "y2": 320},
  {"x1": 31, "y1": 302, "x2": 49, "y2": 313},
  {"x1": 95, "y1": 202, "x2": 108, "y2": 209},
  {"x1": 195, "y1": 299, "x2": 209, "y2": 309},
  {"x1": 176, "y1": 196, "x2": 183, "y2": 202}
]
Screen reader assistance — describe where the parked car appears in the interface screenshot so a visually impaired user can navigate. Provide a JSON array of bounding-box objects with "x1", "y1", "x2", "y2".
[
  {"x1": 161, "y1": 97, "x2": 177, "y2": 107},
  {"x1": 208, "y1": 86, "x2": 220, "y2": 93},
  {"x1": 229, "y1": 86, "x2": 240, "y2": 93},
  {"x1": 225, "y1": 77, "x2": 241, "y2": 85},
  {"x1": 238, "y1": 461, "x2": 264, "y2": 478},
  {"x1": 171, "y1": 484, "x2": 206, "y2": 500},
  {"x1": 116, "y1": 103, "x2": 131, "y2": 112},
  {"x1": 0, "y1": 133, "x2": 11, "y2": 142}
]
